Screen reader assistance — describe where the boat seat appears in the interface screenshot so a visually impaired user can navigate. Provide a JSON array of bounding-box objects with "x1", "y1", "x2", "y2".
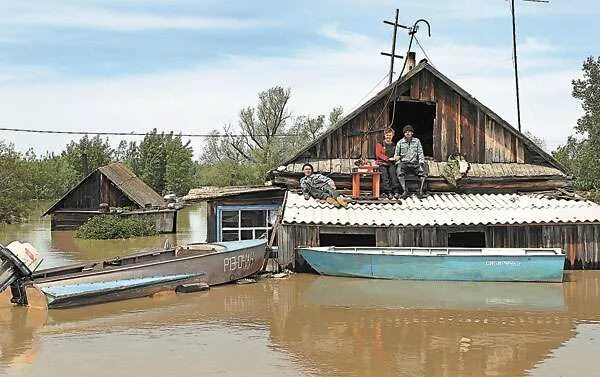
[
  {"x1": 82, "y1": 262, "x2": 104, "y2": 272},
  {"x1": 175, "y1": 246, "x2": 220, "y2": 257}
]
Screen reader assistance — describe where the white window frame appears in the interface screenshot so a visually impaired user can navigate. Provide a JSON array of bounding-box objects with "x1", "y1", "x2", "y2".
[{"x1": 217, "y1": 205, "x2": 279, "y2": 242}]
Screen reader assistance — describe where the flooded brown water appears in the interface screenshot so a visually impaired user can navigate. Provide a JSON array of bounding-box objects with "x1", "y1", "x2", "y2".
[{"x1": 1, "y1": 203, "x2": 600, "y2": 376}]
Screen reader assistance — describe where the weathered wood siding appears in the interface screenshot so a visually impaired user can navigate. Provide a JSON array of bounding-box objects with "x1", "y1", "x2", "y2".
[
  {"x1": 487, "y1": 224, "x2": 600, "y2": 269},
  {"x1": 99, "y1": 174, "x2": 135, "y2": 208},
  {"x1": 279, "y1": 223, "x2": 600, "y2": 270},
  {"x1": 122, "y1": 210, "x2": 177, "y2": 233},
  {"x1": 376, "y1": 227, "x2": 449, "y2": 247},
  {"x1": 50, "y1": 211, "x2": 98, "y2": 230},
  {"x1": 55, "y1": 171, "x2": 137, "y2": 210},
  {"x1": 50, "y1": 209, "x2": 177, "y2": 233},
  {"x1": 293, "y1": 69, "x2": 544, "y2": 166},
  {"x1": 278, "y1": 225, "x2": 319, "y2": 269},
  {"x1": 58, "y1": 171, "x2": 101, "y2": 209}
]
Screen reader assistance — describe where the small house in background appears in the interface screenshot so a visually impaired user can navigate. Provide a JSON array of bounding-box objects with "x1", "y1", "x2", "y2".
[
  {"x1": 43, "y1": 162, "x2": 178, "y2": 233},
  {"x1": 183, "y1": 186, "x2": 285, "y2": 242}
]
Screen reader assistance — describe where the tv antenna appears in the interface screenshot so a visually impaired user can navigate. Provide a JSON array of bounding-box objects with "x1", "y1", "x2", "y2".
[{"x1": 381, "y1": 9, "x2": 407, "y2": 85}]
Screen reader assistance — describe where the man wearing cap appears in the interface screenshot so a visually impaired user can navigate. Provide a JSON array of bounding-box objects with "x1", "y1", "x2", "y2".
[{"x1": 394, "y1": 124, "x2": 427, "y2": 198}]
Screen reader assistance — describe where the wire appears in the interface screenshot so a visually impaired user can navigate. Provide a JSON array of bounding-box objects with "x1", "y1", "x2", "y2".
[
  {"x1": 346, "y1": 73, "x2": 390, "y2": 115},
  {"x1": 0, "y1": 127, "x2": 297, "y2": 138},
  {"x1": 414, "y1": 35, "x2": 434, "y2": 67}
]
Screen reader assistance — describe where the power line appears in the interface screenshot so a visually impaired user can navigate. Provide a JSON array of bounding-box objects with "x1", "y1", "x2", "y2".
[{"x1": 0, "y1": 127, "x2": 297, "y2": 138}]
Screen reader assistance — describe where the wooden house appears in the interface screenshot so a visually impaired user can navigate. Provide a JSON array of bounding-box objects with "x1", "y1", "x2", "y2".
[
  {"x1": 271, "y1": 59, "x2": 600, "y2": 270},
  {"x1": 43, "y1": 163, "x2": 178, "y2": 233}
]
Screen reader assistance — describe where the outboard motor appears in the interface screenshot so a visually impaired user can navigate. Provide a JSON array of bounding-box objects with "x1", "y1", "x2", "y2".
[{"x1": 0, "y1": 242, "x2": 43, "y2": 294}]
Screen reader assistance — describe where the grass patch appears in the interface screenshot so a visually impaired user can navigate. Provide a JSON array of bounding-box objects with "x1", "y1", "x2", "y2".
[{"x1": 76, "y1": 215, "x2": 158, "y2": 239}]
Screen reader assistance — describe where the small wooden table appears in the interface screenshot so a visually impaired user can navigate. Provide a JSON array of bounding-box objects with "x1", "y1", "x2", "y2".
[{"x1": 351, "y1": 170, "x2": 381, "y2": 199}]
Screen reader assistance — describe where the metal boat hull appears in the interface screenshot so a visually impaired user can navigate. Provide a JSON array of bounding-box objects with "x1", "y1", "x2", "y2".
[
  {"x1": 19, "y1": 239, "x2": 266, "y2": 309},
  {"x1": 299, "y1": 247, "x2": 565, "y2": 282}
]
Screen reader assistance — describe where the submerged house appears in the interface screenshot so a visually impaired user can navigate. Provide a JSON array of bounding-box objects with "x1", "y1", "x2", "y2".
[
  {"x1": 43, "y1": 162, "x2": 178, "y2": 233},
  {"x1": 184, "y1": 186, "x2": 285, "y2": 242},
  {"x1": 269, "y1": 58, "x2": 600, "y2": 270}
]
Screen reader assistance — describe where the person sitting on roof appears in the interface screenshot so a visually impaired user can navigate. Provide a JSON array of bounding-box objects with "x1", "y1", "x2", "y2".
[
  {"x1": 375, "y1": 127, "x2": 401, "y2": 199},
  {"x1": 300, "y1": 163, "x2": 348, "y2": 208},
  {"x1": 395, "y1": 124, "x2": 427, "y2": 198}
]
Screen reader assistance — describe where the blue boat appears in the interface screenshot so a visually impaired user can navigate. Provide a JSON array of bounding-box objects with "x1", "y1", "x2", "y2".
[{"x1": 298, "y1": 246, "x2": 566, "y2": 282}]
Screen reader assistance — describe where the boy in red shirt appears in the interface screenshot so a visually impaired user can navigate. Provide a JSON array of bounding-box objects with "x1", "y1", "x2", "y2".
[{"x1": 375, "y1": 127, "x2": 401, "y2": 199}]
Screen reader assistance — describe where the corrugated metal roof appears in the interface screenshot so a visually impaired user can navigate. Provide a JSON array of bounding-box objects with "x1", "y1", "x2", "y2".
[
  {"x1": 98, "y1": 163, "x2": 165, "y2": 208},
  {"x1": 283, "y1": 159, "x2": 566, "y2": 178},
  {"x1": 282, "y1": 192, "x2": 600, "y2": 226}
]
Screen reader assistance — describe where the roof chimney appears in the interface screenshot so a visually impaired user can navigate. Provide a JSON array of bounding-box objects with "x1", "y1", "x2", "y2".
[{"x1": 404, "y1": 52, "x2": 416, "y2": 75}]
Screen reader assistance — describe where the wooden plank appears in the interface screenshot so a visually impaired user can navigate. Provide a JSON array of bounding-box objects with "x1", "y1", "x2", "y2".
[
  {"x1": 484, "y1": 116, "x2": 494, "y2": 163},
  {"x1": 410, "y1": 73, "x2": 421, "y2": 100},
  {"x1": 420, "y1": 70, "x2": 431, "y2": 101},
  {"x1": 516, "y1": 139, "x2": 525, "y2": 163},
  {"x1": 446, "y1": 88, "x2": 457, "y2": 156},
  {"x1": 505, "y1": 129, "x2": 514, "y2": 163},
  {"x1": 496, "y1": 123, "x2": 506, "y2": 162},
  {"x1": 438, "y1": 83, "x2": 448, "y2": 159},
  {"x1": 456, "y1": 94, "x2": 462, "y2": 154},
  {"x1": 433, "y1": 97, "x2": 442, "y2": 160},
  {"x1": 460, "y1": 98, "x2": 477, "y2": 161}
]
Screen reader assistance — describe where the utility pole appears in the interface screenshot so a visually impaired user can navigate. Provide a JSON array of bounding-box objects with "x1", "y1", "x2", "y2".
[
  {"x1": 381, "y1": 9, "x2": 407, "y2": 85},
  {"x1": 510, "y1": 0, "x2": 549, "y2": 132}
]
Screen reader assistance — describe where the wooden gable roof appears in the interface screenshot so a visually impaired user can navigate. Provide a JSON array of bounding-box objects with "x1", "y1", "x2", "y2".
[
  {"x1": 43, "y1": 163, "x2": 165, "y2": 215},
  {"x1": 284, "y1": 60, "x2": 565, "y2": 172}
]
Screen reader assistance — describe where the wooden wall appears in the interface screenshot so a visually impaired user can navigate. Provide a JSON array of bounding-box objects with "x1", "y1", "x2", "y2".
[
  {"x1": 54, "y1": 171, "x2": 136, "y2": 211},
  {"x1": 278, "y1": 223, "x2": 600, "y2": 270},
  {"x1": 57, "y1": 171, "x2": 101, "y2": 210},
  {"x1": 294, "y1": 68, "x2": 547, "y2": 166},
  {"x1": 122, "y1": 210, "x2": 177, "y2": 233},
  {"x1": 99, "y1": 174, "x2": 135, "y2": 208},
  {"x1": 278, "y1": 225, "x2": 319, "y2": 269},
  {"x1": 50, "y1": 211, "x2": 98, "y2": 230},
  {"x1": 50, "y1": 209, "x2": 177, "y2": 233},
  {"x1": 488, "y1": 224, "x2": 600, "y2": 269}
]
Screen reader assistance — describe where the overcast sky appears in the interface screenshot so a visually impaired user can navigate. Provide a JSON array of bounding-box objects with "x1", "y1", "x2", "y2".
[{"x1": 0, "y1": 0, "x2": 598, "y2": 156}]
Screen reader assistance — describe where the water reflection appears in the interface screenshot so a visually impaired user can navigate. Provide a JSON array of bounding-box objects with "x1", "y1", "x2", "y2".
[
  {"x1": 0, "y1": 203, "x2": 209, "y2": 268},
  {"x1": 2, "y1": 273, "x2": 600, "y2": 377}
]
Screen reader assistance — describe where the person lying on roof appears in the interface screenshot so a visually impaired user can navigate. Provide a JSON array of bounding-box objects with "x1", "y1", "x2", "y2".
[{"x1": 300, "y1": 163, "x2": 349, "y2": 208}]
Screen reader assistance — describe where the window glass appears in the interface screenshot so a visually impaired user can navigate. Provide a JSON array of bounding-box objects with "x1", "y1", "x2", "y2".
[
  {"x1": 219, "y1": 206, "x2": 279, "y2": 241},
  {"x1": 240, "y1": 229, "x2": 254, "y2": 240},
  {"x1": 241, "y1": 210, "x2": 266, "y2": 227},
  {"x1": 221, "y1": 211, "x2": 239, "y2": 228},
  {"x1": 221, "y1": 230, "x2": 239, "y2": 241}
]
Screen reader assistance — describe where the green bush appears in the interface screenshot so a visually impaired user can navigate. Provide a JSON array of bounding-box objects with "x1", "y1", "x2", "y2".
[{"x1": 76, "y1": 215, "x2": 158, "y2": 239}]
